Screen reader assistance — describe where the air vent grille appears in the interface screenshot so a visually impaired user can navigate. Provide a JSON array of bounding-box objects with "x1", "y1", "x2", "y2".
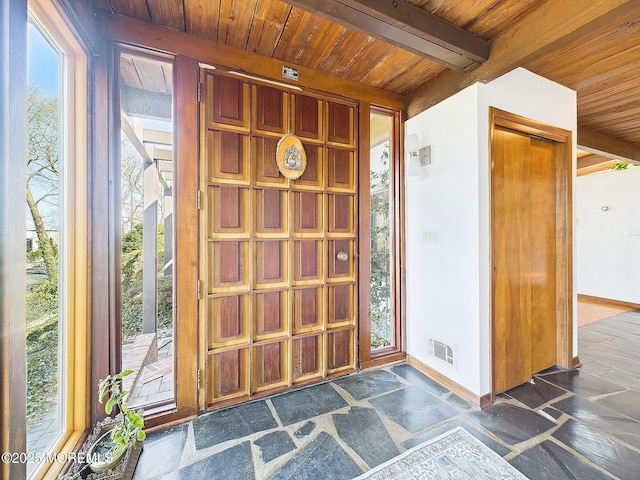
[{"x1": 428, "y1": 338, "x2": 455, "y2": 366}]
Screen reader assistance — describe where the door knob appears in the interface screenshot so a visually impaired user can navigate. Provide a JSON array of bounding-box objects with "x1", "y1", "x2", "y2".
[{"x1": 336, "y1": 251, "x2": 349, "y2": 262}]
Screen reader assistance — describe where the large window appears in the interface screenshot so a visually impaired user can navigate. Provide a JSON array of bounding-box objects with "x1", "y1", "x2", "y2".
[
  {"x1": 25, "y1": 3, "x2": 88, "y2": 478},
  {"x1": 26, "y1": 20, "x2": 63, "y2": 473}
]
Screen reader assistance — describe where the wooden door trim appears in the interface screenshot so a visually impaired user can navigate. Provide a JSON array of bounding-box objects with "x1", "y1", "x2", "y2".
[
  {"x1": 357, "y1": 102, "x2": 372, "y2": 366},
  {"x1": 489, "y1": 107, "x2": 573, "y2": 400}
]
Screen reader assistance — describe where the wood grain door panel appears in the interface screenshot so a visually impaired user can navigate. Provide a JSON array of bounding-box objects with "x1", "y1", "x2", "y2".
[
  {"x1": 201, "y1": 70, "x2": 357, "y2": 409},
  {"x1": 209, "y1": 241, "x2": 249, "y2": 291},
  {"x1": 253, "y1": 84, "x2": 288, "y2": 135},
  {"x1": 208, "y1": 75, "x2": 249, "y2": 130},
  {"x1": 492, "y1": 126, "x2": 557, "y2": 394},
  {"x1": 206, "y1": 131, "x2": 250, "y2": 183},
  {"x1": 293, "y1": 287, "x2": 324, "y2": 333},
  {"x1": 252, "y1": 136, "x2": 286, "y2": 186},
  {"x1": 327, "y1": 148, "x2": 356, "y2": 191},
  {"x1": 327, "y1": 101, "x2": 355, "y2": 146},
  {"x1": 328, "y1": 194, "x2": 355, "y2": 233},
  {"x1": 293, "y1": 191, "x2": 323, "y2": 235},
  {"x1": 529, "y1": 138, "x2": 557, "y2": 373},
  {"x1": 254, "y1": 188, "x2": 288, "y2": 235},
  {"x1": 253, "y1": 290, "x2": 288, "y2": 339},
  {"x1": 252, "y1": 341, "x2": 289, "y2": 392},
  {"x1": 293, "y1": 240, "x2": 323, "y2": 284},
  {"x1": 293, "y1": 143, "x2": 323, "y2": 189},
  {"x1": 208, "y1": 185, "x2": 249, "y2": 235},
  {"x1": 294, "y1": 94, "x2": 323, "y2": 141},
  {"x1": 208, "y1": 295, "x2": 249, "y2": 346},
  {"x1": 492, "y1": 127, "x2": 531, "y2": 392},
  {"x1": 293, "y1": 335, "x2": 322, "y2": 380},
  {"x1": 328, "y1": 284, "x2": 354, "y2": 326},
  {"x1": 254, "y1": 240, "x2": 288, "y2": 288},
  {"x1": 208, "y1": 348, "x2": 249, "y2": 402},
  {"x1": 327, "y1": 329, "x2": 353, "y2": 372}
]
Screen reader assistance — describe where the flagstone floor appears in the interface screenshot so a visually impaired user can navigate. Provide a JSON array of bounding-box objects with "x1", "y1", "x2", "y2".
[{"x1": 132, "y1": 308, "x2": 640, "y2": 480}]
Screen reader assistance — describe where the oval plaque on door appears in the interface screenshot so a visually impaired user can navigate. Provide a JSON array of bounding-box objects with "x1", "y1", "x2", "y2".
[{"x1": 276, "y1": 133, "x2": 307, "y2": 179}]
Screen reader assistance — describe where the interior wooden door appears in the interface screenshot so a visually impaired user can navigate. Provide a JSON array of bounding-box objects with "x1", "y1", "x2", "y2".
[
  {"x1": 492, "y1": 126, "x2": 557, "y2": 394},
  {"x1": 200, "y1": 70, "x2": 357, "y2": 409}
]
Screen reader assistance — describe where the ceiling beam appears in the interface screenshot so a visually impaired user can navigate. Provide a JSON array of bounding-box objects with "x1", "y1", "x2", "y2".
[
  {"x1": 405, "y1": 0, "x2": 640, "y2": 118},
  {"x1": 577, "y1": 153, "x2": 616, "y2": 169},
  {"x1": 578, "y1": 127, "x2": 640, "y2": 165},
  {"x1": 576, "y1": 157, "x2": 619, "y2": 176},
  {"x1": 100, "y1": 11, "x2": 404, "y2": 110},
  {"x1": 283, "y1": 0, "x2": 488, "y2": 72}
]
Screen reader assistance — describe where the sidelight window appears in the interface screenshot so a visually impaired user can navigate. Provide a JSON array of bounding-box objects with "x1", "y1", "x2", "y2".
[
  {"x1": 118, "y1": 51, "x2": 175, "y2": 409},
  {"x1": 360, "y1": 106, "x2": 403, "y2": 366}
]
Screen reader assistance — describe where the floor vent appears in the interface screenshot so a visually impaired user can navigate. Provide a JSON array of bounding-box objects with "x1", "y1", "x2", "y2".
[{"x1": 428, "y1": 338, "x2": 455, "y2": 366}]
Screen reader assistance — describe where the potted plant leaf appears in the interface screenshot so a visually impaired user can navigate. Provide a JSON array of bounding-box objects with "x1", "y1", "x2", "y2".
[{"x1": 60, "y1": 370, "x2": 145, "y2": 479}]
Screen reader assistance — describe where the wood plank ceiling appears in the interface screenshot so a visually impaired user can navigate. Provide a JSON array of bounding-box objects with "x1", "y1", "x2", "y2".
[{"x1": 92, "y1": 0, "x2": 640, "y2": 173}]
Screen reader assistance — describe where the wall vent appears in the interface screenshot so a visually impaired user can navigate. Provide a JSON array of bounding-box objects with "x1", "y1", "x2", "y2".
[{"x1": 428, "y1": 338, "x2": 455, "y2": 366}]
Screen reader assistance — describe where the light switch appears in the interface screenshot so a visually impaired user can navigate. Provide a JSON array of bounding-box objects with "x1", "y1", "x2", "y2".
[{"x1": 423, "y1": 230, "x2": 438, "y2": 244}]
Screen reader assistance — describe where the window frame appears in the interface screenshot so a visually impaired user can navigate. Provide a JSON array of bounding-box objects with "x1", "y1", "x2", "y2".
[
  {"x1": 114, "y1": 45, "x2": 177, "y2": 413},
  {"x1": 358, "y1": 104, "x2": 406, "y2": 369},
  {"x1": 27, "y1": 1, "x2": 89, "y2": 478},
  {"x1": 96, "y1": 42, "x2": 199, "y2": 431}
]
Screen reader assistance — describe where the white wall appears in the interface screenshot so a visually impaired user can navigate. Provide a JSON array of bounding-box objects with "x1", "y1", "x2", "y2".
[
  {"x1": 576, "y1": 167, "x2": 640, "y2": 304},
  {"x1": 405, "y1": 68, "x2": 576, "y2": 398},
  {"x1": 405, "y1": 85, "x2": 483, "y2": 394}
]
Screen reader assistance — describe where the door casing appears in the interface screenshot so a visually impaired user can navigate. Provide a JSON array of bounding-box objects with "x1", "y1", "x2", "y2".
[{"x1": 489, "y1": 107, "x2": 574, "y2": 399}]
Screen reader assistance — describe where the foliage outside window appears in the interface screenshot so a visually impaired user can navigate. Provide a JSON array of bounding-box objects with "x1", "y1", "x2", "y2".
[
  {"x1": 370, "y1": 133, "x2": 394, "y2": 349},
  {"x1": 610, "y1": 161, "x2": 629, "y2": 170},
  {"x1": 120, "y1": 141, "x2": 172, "y2": 344}
]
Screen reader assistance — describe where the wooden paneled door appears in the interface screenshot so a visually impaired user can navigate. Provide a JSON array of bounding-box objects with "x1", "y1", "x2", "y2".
[
  {"x1": 490, "y1": 108, "x2": 573, "y2": 396},
  {"x1": 199, "y1": 70, "x2": 357, "y2": 409}
]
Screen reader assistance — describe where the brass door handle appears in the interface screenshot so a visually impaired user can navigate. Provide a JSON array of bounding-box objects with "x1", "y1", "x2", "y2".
[{"x1": 336, "y1": 251, "x2": 349, "y2": 262}]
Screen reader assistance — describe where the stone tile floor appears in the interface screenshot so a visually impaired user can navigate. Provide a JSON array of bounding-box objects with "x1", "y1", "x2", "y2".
[{"x1": 132, "y1": 310, "x2": 640, "y2": 480}]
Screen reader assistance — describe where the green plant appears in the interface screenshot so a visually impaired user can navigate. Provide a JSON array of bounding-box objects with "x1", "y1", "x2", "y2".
[
  {"x1": 120, "y1": 222, "x2": 174, "y2": 343},
  {"x1": 59, "y1": 370, "x2": 145, "y2": 479},
  {"x1": 98, "y1": 369, "x2": 146, "y2": 455},
  {"x1": 370, "y1": 144, "x2": 392, "y2": 348},
  {"x1": 611, "y1": 161, "x2": 629, "y2": 170}
]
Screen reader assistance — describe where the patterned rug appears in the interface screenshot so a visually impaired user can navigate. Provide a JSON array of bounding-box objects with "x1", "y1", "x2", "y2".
[{"x1": 355, "y1": 426, "x2": 528, "y2": 480}]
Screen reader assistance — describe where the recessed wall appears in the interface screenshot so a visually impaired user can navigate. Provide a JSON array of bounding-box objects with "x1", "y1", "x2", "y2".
[{"x1": 404, "y1": 68, "x2": 576, "y2": 399}]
